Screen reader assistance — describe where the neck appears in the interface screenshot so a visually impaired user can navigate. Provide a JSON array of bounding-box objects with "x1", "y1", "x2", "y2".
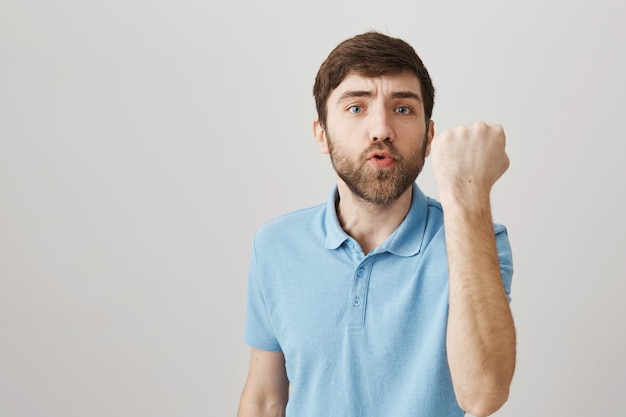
[{"x1": 336, "y1": 182, "x2": 413, "y2": 254}]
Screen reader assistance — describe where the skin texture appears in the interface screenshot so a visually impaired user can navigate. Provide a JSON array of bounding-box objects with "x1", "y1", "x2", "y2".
[
  {"x1": 237, "y1": 348, "x2": 288, "y2": 417},
  {"x1": 238, "y1": 71, "x2": 516, "y2": 417},
  {"x1": 432, "y1": 121, "x2": 515, "y2": 416}
]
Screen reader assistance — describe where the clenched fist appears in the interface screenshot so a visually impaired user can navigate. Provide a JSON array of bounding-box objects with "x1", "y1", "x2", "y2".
[{"x1": 430, "y1": 121, "x2": 509, "y2": 207}]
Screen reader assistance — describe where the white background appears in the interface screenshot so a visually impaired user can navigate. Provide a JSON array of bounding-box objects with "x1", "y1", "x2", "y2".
[{"x1": 1, "y1": 0, "x2": 625, "y2": 416}]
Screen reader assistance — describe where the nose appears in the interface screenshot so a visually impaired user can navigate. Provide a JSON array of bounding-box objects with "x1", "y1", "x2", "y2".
[{"x1": 368, "y1": 105, "x2": 394, "y2": 142}]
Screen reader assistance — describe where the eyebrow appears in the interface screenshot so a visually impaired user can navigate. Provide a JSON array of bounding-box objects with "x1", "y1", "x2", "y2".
[
  {"x1": 336, "y1": 90, "x2": 422, "y2": 104},
  {"x1": 391, "y1": 91, "x2": 422, "y2": 102}
]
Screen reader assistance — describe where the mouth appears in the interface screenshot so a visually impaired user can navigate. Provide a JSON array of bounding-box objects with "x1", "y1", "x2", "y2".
[{"x1": 367, "y1": 151, "x2": 396, "y2": 168}]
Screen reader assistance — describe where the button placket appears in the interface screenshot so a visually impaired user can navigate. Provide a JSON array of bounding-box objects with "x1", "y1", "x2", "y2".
[{"x1": 348, "y1": 261, "x2": 372, "y2": 332}]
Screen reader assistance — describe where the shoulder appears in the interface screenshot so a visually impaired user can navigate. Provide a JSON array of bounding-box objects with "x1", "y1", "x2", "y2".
[
  {"x1": 423, "y1": 196, "x2": 445, "y2": 234},
  {"x1": 493, "y1": 223, "x2": 509, "y2": 235},
  {"x1": 426, "y1": 196, "x2": 444, "y2": 215},
  {"x1": 254, "y1": 203, "x2": 326, "y2": 243}
]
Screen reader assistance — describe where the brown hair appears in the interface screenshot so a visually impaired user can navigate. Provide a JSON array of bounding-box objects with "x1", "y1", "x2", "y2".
[{"x1": 313, "y1": 31, "x2": 435, "y2": 129}]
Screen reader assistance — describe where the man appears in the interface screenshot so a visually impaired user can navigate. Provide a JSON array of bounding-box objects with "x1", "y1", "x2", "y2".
[{"x1": 238, "y1": 31, "x2": 515, "y2": 417}]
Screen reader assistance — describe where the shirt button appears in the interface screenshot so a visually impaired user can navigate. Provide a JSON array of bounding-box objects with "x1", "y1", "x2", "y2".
[
  {"x1": 352, "y1": 298, "x2": 361, "y2": 307},
  {"x1": 357, "y1": 268, "x2": 365, "y2": 277}
]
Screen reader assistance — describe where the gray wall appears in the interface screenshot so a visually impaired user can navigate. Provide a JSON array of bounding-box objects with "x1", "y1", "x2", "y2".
[{"x1": 2, "y1": 0, "x2": 625, "y2": 416}]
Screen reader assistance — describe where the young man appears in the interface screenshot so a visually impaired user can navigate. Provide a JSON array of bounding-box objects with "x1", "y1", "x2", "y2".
[{"x1": 238, "y1": 31, "x2": 515, "y2": 417}]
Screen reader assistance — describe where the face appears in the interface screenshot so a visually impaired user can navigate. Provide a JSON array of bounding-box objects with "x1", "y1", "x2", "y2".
[{"x1": 314, "y1": 71, "x2": 434, "y2": 206}]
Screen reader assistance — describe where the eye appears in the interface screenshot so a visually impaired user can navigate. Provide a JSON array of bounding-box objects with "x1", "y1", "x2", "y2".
[
  {"x1": 395, "y1": 106, "x2": 412, "y2": 115},
  {"x1": 348, "y1": 105, "x2": 363, "y2": 114}
]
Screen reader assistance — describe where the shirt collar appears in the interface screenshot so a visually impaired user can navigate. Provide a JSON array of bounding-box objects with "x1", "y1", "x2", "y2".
[
  {"x1": 324, "y1": 186, "x2": 348, "y2": 250},
  {"x1": 324, "y1": 183, "x2": 429, "y2": 257}
]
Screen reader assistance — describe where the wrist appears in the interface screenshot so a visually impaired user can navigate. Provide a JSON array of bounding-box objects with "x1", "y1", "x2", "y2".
[{"x1": 438, "y1": 186, "x2": 491, "y2": 214}]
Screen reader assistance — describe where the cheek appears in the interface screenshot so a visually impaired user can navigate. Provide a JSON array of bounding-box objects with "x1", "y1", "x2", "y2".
[{"x1": 326, "y1": 126, "x2": 358, "y2": 150}]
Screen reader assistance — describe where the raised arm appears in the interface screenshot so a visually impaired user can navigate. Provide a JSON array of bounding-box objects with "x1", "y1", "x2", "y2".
[
  {"x1": 431, "y1": 121, "x2": 516, "y2": 417},
  {"x1": 237, "y1": 348, "x2": 289, "y2": 417}
]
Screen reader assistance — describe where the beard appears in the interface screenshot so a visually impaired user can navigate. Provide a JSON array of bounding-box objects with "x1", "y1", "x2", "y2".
[{"x1": 327, "y1": 133, "x2": 429, "y2": 206}]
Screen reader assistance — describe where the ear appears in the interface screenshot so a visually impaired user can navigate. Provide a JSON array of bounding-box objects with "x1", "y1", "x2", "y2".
[
  {"x1": 424, "y1": 120, "x2": 435, "y2": 157},
  {"x1": 313, "y1": 119, "x2": 330, "y2": 154}
]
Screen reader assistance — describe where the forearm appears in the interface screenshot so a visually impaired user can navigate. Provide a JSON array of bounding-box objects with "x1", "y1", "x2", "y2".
[
  {"x1": 443, "y1": 195, "x2": 516, "y2": 417},
  {"x1": 237, "y1": 349, "x2": 289, "y2": 417}
]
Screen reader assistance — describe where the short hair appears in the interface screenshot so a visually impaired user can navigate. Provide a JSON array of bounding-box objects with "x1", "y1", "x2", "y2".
[{"x1": 313, "y1": 31, "x2": 435, "y2": 129}]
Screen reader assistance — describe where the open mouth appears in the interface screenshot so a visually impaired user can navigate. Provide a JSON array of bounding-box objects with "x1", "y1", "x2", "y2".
[{"x1": 368, "y1": 152, "x2": 395, "y2": 168}]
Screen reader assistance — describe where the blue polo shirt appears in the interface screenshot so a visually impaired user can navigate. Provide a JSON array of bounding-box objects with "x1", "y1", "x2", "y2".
[{"x1": 244, "y1": 183, "x2": 513, "y2": 417}]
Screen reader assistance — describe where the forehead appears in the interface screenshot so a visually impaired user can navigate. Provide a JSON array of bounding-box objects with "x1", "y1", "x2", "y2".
[{"x1": 330, "y1": 71, "x2": 422, "y2": 101}]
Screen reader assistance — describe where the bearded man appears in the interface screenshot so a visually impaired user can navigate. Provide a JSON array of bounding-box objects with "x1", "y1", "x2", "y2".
[{"x1": 238, "y1": 31, "x2": 516, "y2": 417}]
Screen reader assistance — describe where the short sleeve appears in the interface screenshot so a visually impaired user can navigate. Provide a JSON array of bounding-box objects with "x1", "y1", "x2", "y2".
[
  {"x1": 243, "y1": 237, "x2": 282, "y2": 351},
  {"x1": 494, "y1": 224, "x2": 514, "y2": 301}
]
